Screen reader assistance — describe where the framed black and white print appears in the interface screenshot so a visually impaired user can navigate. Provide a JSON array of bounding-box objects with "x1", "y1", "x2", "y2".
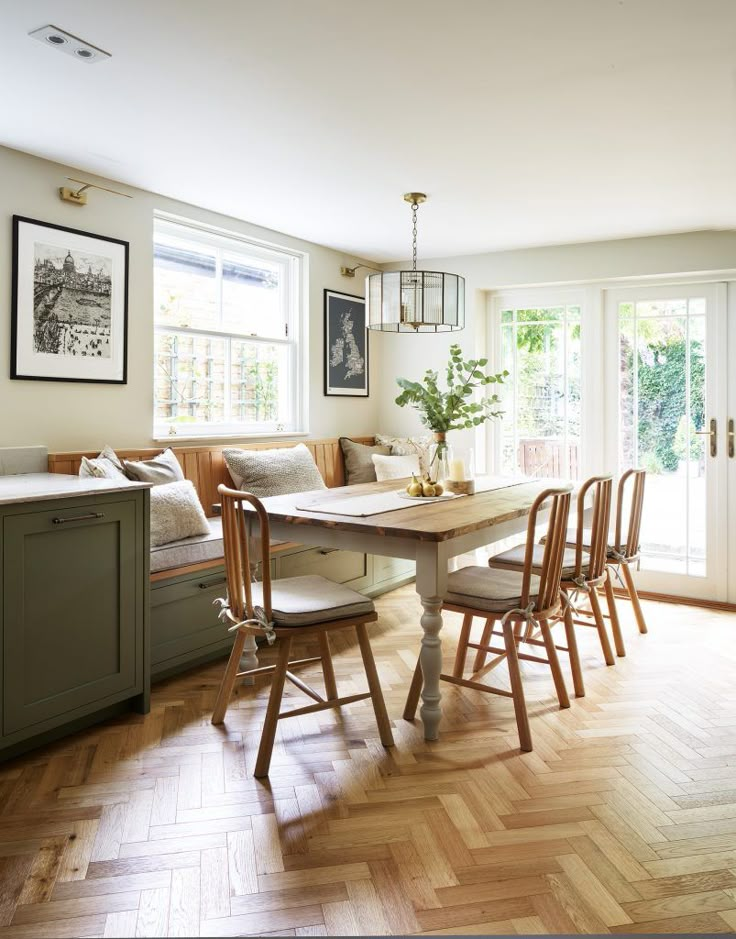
[
  {"x1": 324, "y1": 289, "x2": 368, "y2": 397},
  {"x1": 11, "y1": 216, "x2": 129, "y2": 383}
]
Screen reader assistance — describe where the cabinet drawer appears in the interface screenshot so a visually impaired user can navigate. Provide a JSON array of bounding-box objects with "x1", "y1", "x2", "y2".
[
  {"x1": 3, "y1": 500, "x2": 140, "y2": 736},
  {"x1": 278, "y1": 547, "x2": 367, "y2": 584}
]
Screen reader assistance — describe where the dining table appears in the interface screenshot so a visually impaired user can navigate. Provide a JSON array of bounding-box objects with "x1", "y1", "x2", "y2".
[{"x1": 251, "y1": 474, "x2": 562, "y2": 741}]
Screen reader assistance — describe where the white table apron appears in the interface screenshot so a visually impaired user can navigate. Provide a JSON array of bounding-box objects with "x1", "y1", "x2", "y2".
[{"x1": 253, "y1": 511, "x2": 536, "y2": 742}]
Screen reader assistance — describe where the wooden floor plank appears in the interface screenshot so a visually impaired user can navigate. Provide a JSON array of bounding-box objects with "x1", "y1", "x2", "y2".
[{"x1": 0, "y1": 588, "x2": 734, "y2": 937}]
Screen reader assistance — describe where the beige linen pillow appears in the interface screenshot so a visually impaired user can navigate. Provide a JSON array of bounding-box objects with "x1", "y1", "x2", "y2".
[
  {"x1": 149, "y1": 480, "x2": 210, "y2": 547},
  {"x1": 375, "y1": 434, "x2": 433, "y2": 474},
  {"x1": 79, "y1": 445, "x2": 128, "y2": 480},
  {"x1": 339, "y1": 437, "x2": 390, "y2": 485},
  {"x1": 371, "y1": 453, "x2": 421, "y2": 481},
  {"x1": 223, "y1": 443, "x2": 326, "y2": 497},
  {"x1": 123, "y1": 448, "x2": 184, "y2": 485}
]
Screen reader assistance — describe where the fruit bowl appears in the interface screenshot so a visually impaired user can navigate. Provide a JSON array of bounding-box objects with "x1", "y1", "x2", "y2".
[{"x1": 396, "y1": 490, "x2": 456, "y2": 502}]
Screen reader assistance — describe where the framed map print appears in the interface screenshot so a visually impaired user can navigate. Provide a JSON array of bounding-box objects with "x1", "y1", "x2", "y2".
[
  {"x1": 11, "y1": 216, "x2": 129, "y2": 384},
  {"x1": 324, "y1": 289, "x2": 368, "y2": 397}
]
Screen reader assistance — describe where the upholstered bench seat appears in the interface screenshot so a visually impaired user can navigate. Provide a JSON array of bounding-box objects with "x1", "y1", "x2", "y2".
[
  {"x1": 445, "y1": 566, "x2": 542, "y2": 614},
  {"x1": 250, "y1": 575, "x2": 375, "y2": 627},
  {"x1": 150, "y1": 517, "x2": 288, "y2": 574}
]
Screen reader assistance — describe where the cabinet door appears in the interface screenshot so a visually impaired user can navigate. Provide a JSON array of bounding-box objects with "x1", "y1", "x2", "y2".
[{"x1": 3, "y1": 499, "x2": 140, "y2": 736}]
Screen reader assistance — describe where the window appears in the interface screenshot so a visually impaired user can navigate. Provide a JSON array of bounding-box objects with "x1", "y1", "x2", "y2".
[
  {"x1": 495, "y1": 301, "x2": 582, "y2": 479},
  {"x1": 153, "y1": 216, "x2": 303, "y2": 437}
]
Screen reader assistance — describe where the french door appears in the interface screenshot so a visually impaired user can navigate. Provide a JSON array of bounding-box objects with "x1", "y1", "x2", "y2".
[{"x1": 604, "y1": 283, "x2": 728, "y2": 602}]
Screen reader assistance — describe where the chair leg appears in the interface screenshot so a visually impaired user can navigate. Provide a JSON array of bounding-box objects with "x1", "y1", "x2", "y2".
[
  {"x1": 621, "y1": 561, "x2": 649, "y2": 634},
  {"x1": 589, "y1": 587, "x2": 616, "y2": 666},
  {"x1": 355, "y1": 623, "x2": 394, "y2": 747},
  {"x1": 403, "y1": 657, "x2": 423, "y2": 721},
  {"x1": 562, "y1": 601, "x2": 585, "y2": 698},
  {"x1": 502, "y1": 619, "x2": 532, "y2": 752},
  {"x1": 319, "y1": 632, "x2": 338, "y2": 700},
  {"x1": 211, "y1": 629, "x2": 247, "y2": 725},
  {"x1": 254, "y1": 637, "x2": 292, "y2": 778},
  {"x1": 538, "y1": 618, "x2": 570, "y2": 709},
  {"x1": 603, "y1": 569, "x2": 626, "y2": 657},
  {"x1": 453, "y1": 613, "x2": 474, "y2": 678},
  {"x1": 472, "y1": 618, "x2": 494, "y2": 671}
]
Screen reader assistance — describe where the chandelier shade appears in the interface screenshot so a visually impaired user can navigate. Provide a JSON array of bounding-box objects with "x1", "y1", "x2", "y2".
[
  {"x1": 366, "y1": 192, "x2": 465, "y2": 333},
  {"x1": 366, "y1": 269, "x2": 465, "y2": 332}
]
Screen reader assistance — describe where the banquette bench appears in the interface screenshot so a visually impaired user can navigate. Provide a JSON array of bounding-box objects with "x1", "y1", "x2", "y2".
[{"x1": 48, "y1": 437, "x2": 416, "y2": 679}]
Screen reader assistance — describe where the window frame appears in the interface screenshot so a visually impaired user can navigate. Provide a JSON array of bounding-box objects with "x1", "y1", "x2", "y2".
[{"x1": 153, "y1": 213, "x2": 307, "y2": 440}]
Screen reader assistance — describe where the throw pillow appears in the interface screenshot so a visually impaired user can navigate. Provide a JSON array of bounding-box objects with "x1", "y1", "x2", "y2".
[
  {"x1": 123, "y1": 447, "x2": 184, "y2": 485},
  {"x1": 375, "y1": 434, "x2": 433, "y2": 474},
  {"x1": 223, "y1": 443, "x2": 326, "y2": 497},
  {"x1": 339, "y1": 437, "x2": 390, "y2": 485},
  {"x1": 78, "y1": 445, "x2": 128, "y2": 479},
  {"x1": 149, "y1": 480, "x2": 211, "y2": 547},
  {"x1": 372, "y1": 453, "x2": 421, "y2": 481}
]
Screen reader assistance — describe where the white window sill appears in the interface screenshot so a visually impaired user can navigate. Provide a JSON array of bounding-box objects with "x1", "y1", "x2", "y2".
[{"x1": 152, "y1": 430, "x2": 310, "y2": 444}]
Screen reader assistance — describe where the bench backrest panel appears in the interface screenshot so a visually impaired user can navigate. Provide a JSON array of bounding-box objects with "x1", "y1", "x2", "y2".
[{"x1": 48, "y1": 437, "x2": 373, "y2": 516}]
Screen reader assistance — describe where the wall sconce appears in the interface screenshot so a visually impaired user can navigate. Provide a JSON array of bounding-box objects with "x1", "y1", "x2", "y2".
[{"x1": 59, "y1": 177, "x2": 133, "y2": 206}]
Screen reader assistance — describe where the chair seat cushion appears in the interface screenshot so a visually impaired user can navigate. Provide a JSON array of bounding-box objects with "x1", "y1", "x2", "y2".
[
  {"x1": 444, "y1": 566, "x2": 541, "y2": 614},
  {"x1": 489, "y1": 544, "x2": 589, "y2": 580},
  {"x1": 251, "y1": 575, "x2": 375, "y2": 627}
]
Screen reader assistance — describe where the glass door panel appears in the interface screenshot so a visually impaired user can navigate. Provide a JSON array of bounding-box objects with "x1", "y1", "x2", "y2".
[
  {"x1": 498, "y1": 304, "x2": 582, "y2": 479},
  {"x1": 606, "y1": 284, "x2": 726, "y2": 601}
]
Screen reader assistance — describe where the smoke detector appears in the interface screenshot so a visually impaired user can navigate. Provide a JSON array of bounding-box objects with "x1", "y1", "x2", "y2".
[{"x1": 28, "y1": 25, "x2": 111, "y2": 63}]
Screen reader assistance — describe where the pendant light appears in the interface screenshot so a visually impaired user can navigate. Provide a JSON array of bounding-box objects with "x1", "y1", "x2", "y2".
[{"x1": 366, "y1": 193, "x2": 465, "y2": 333}]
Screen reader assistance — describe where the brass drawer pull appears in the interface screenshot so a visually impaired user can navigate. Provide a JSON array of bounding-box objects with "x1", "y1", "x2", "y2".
[
  {"x1": 198, "y1": 577, "x2": 227, "y2": 590},
  {"x1": 52, "y1": 512, "x2": 105, "y2": 525}
]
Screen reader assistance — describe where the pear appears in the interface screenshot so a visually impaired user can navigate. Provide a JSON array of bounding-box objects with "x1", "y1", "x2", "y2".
[
  {"x1": 433, "y1": 481, "x2": 444, "y2": 496},
  {"x1": 422, "y1": 480, "x2": 436, "y2": 497},
  {"x1": 407, "y1": 474, "x2": 423, "y2": 497}
]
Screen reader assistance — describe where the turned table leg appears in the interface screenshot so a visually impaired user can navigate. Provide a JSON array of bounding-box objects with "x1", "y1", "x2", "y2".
[{"x1": 415, "y1": 543, "x2": 448, "y2": 742}]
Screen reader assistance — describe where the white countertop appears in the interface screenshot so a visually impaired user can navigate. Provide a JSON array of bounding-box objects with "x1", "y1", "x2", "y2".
[{"x1": 0, "y1": 473, "x2": 151, "y2": 506}]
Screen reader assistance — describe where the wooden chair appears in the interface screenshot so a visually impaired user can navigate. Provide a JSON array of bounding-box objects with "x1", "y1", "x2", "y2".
[
  {"x1": 403, "y1": 486, "x2": 572, "y2": 752},
  {"x1": 211, "y1": 485, "x2": 394, "y2": 777},
  {"x1": 604, "y1": 468, "x2": 648, "y2": 637},
  {"x1": 489, "y1": 475, "x2": 617, "y2": 684}
]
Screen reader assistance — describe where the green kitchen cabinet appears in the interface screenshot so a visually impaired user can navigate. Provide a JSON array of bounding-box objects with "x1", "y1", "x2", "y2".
[{"x1": 0, "y1": 478, "x2": 149, "y2": 760}]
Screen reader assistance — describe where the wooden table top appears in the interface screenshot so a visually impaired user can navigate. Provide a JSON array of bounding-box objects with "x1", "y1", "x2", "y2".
[{"x1": 260, "y1": 476, "x2": 570, "y2": 543}]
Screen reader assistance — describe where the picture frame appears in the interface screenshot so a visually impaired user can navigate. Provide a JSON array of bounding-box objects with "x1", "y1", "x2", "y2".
[
  {"x1": 11, "y1": 215, "x2": 129, "y2": 384},
  {"x1": 324, "y1": 288, "x2": 369, "y2": 397}
]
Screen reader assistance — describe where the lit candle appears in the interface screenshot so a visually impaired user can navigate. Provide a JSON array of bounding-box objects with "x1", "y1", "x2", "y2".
[{"x1": 449, "y1": 458, "x2": 465, "y2": 481}]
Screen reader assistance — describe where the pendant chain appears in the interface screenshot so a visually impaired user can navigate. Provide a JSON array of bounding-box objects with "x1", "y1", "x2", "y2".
[{"x1": 411, "y1": 201, "x2": 419, "y2": 272}]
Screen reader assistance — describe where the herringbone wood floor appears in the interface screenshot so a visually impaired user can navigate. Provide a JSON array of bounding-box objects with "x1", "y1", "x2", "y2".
[{"x1": 1, "y1": 586, "x2": 736, "y2": 937}]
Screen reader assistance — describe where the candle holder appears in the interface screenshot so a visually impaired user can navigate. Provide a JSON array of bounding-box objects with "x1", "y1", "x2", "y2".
[{"x1": 444, "y1": 446, "x2": 475, "y2": 495}]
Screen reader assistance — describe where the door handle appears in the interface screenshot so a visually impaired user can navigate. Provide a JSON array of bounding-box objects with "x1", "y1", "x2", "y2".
[
  {"x1": 729, "y1": 419, "x2": 735, "y2": 458},
  {"x1": 695, "y1": 419, "x2": 717, "y2": 457}
]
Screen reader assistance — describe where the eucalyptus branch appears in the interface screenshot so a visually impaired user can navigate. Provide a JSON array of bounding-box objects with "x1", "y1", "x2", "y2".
[{"x1": 395, "y1": 343, "x2": 508, "y2": 433}]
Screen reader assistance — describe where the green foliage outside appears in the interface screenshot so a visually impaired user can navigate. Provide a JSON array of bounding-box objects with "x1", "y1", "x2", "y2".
[{"x1": 620, "y1": 321, "x2": 704, "y2": 473}]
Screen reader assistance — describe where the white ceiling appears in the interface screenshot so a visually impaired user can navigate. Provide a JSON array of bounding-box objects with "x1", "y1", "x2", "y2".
[{"x1": 1, "y1": 0, "x2": 736, "y2": 261}]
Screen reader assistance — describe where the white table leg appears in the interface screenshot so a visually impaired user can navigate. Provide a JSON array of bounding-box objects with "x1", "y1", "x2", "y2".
[
  {"x1": 415, "y1": 542, "x2": 448, "y2": 741},
  {"x1": 239, "y1": 635, "x2": 259, "y2": 685}
]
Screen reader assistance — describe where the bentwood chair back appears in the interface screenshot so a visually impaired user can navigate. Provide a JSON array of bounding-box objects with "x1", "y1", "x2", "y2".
[{"x1": 614, "y1": 468, "x2": 646, "y2": 562}]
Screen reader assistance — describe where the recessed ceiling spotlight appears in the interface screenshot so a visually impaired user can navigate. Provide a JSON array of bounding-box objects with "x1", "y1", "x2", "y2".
[{"x1": 28, "y1": 24, "x2": 111, "y2": 63}]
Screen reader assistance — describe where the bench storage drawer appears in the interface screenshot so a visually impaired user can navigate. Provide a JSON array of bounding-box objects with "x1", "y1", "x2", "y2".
[
  {"x1": 151, "y1": 568, "x2": 230, "y2": 673},
  {"x1": 277, "y1": 546, "x2": 367, "y2": 586}
]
